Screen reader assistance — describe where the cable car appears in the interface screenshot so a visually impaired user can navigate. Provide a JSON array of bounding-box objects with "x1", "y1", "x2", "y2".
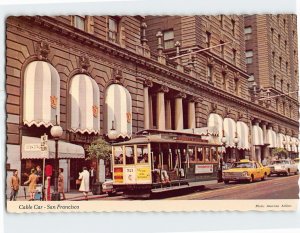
[{"x1": 111, "y1": 129, "x2": 222, "y2": 198}]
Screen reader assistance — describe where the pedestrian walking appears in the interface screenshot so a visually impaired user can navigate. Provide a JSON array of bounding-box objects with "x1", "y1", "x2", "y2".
[
  {"x1": 89, "y1": 166, "x2": 96, "y2": 189},
  {"x1": 78, "y1": 167, "x2": 90, "y2": 200},
  {"x1": 58, "y1": 168, "x2": 66, "y2": 200},
  {"x1": 10, "y1": 170, "x2": 20, "y2": 201},
  {"x1": 24, "y1": 168, "x2": 38, "y2": 201}
]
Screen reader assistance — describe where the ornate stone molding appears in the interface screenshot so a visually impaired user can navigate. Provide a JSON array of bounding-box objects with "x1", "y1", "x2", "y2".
[
  {"x1": 158, "y1": 85, "x2": 169, "y2": 93},
  {"x1": 143, "y1": 78, "x2": 153, "y2": 88},
  {"x1": 112, "y1": 68, "x2": 123, "y2": 83},
  {"x1": 210, "y1": 103, "x2": 218, "y2": 113},
  {"x1": 233, "y1": 72, "x2": 240, "y2": 81},
  {"x1": 35, "y1": 40, "x2": 50, "y2": 61},
  {"x1": 78, "y1": 54, "x2": 90, "y2": 73},
  {"x1": 175, "y1": 92, "x2": 187, "y2": 99},
  {"x1": 207, "y1": 57, "x2": 215, "y2": 67},
  {"x1": 221, "y1": 64, "x2": 228, "y2": 75}
]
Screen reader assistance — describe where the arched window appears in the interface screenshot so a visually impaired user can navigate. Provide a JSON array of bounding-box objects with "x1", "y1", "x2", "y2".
[
  {"x1": 105, "y1": 84, "x2": 132, "y2": 139},
  {"x1": 69, "y1": 74, "x2": 100, "y2": 134},
  {"x1": 23, "y1": 61, "x2": 60, "y2": 127}
]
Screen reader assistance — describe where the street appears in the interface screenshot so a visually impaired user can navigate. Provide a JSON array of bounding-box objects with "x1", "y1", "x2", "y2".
[{"x1": 100, "y1": 174, "x2": 299, "y2": 201}]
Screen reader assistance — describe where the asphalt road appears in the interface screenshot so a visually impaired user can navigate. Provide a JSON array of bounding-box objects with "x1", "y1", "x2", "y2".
[{"x1": 101, "y1": 174, "x2": 299, "y2": 200}]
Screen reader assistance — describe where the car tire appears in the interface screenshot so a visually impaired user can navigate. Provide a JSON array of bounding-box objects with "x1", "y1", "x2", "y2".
[
  {"x1": 295, "y1": 169, "x2": 299, "y2": 175},
  {"x1": 287, "y1": 169, "x2": 291, "y2": 176},
  {"x1": 224, "y1": 180, "x2": 229, "y2": 184},
  {"x1": 261, "y1": 173, "x2": 267, "y2": 181},
  {"x1": 249, "y1": 175, "x2": 254, "y2": 183}
]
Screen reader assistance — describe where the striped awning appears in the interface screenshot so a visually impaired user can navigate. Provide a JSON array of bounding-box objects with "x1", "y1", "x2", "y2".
[
  {"x1": 291, "y1": 137, "x2": 299, "y2": 152},
  {"x1": 236, "y1": 121, "x2": 250, "y2": 150},
  {"x1": 223, "y1": 118, "x2": 237, "y2": 148},
  {"x1": 252, "y1": 125, "x2": 264, "y2": 146},
  {"x1": 105, "y1": 84, "x2": 132, "y2": 138},
  {"x1": 277, "y1": 133, "x2": 286, "y2": 148},
  {"x1": 207, "y1": 113, "x2": 223, "y2": 143},
  {"x1": 285, "y1": 135, "x2": 292, "y2": 151},
  {"x1": 267, "y1": 129, "x2": 277, "y2": 148},
  {"x1": 69, "y1": 74, "x2": 100, "y2": 134},
  {"x1": 23, "y1": 61, "x2": 60, "y2": 127},
  {"x1": 21, "y1": 136, "x2": 85, "y2": 159}
]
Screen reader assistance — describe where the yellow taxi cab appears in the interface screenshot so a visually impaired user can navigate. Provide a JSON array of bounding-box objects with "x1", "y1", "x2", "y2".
[{"x1": 222, "y1": 159, "x2": 271, "y2": 184}]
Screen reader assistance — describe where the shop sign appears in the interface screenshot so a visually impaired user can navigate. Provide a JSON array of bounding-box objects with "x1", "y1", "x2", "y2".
[
  {"x1": 124, "y1": 167, "x2": 136, "y2": 184},
  {"x1": 113, "y1": 167, "x2": 123, "y2": 183},
  {"x1": 137, "y1": 167, "x2": 151, "y2": 181},
  {"x1": 195, "y1": 164, "x2": 213, "y2": 174},
  {"x1": 24, "y1": 143, "x2": 41, "y2": 151}
]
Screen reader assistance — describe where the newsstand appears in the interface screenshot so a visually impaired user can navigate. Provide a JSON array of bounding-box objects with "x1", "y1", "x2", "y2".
[{"x1": 92, "y1": 182, "x2": 102, "y2": 195}]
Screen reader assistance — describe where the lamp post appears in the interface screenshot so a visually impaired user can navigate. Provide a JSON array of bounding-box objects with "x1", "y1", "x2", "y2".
[
  {"x1": 218, "y1": 132, "x2": 227, "y2": 182},
  {"x1": 289, "y1": 138, "x2": 293, "y2": 159},
  {"x1": 282, "y1": 139, "x2": 287, "y2": 159},
  {"x1": 233, "y1": 132, "x2": 239, "y2": 161},
  {"x1": 295, "y1": 140, "x2": 299, "y2": 158},
  {"x1": 50, "y1": 116, "x2": 63, "y2": 201}
]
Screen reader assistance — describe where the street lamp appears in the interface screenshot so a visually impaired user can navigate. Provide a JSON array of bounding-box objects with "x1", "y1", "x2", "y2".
[
  {"x1": 50, "y1": 116, "x2": 63, "y2": 201},
  {"x1": 107, "y1": 120, "x2": 118, "y2": 142},
  {"x1": 289, "y1": 138, "x2": 293, "y2": 159},
  {"x1": 233, "y1": 132, "x2": 239, "y2": 161},
  {"x1": 295, "y1": 140, "x2": 299, "y2": 158},
  {"x1": 218, "y1": 132, "x2": 227, "y2": 182},
  {"x1": 282, "y1": 139, "x2": 287, "y2": 159}
]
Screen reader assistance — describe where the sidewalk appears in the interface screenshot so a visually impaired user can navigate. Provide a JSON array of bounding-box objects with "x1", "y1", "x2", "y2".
[{"x1": 7, "y1": 191, "x2": 108, "y2": 201}]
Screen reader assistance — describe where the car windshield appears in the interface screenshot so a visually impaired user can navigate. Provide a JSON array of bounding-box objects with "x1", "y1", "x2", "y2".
[
  {"x1": 272, "y1": 160, "x2": 289, "y2": 164},
  {"x1": 232, "y1": 162, "x2": 254, "y2": 168}
]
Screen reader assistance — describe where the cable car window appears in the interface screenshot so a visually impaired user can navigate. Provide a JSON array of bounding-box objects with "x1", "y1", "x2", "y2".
[
  {"x1": 197, "y1": 147, "x2": 203, "y2": 162},
  {"x1": 204, "y1": 147, "x2": 211, "y2": 162},
  {"x1": 137, "y1": 145, "x2": 149, "y2": 164},
  {"x1": 114, "y1": 146, "x2": 123, "y2": 165},
  {"x1": 211, "y1": 147, "x2": 218, "y2": 163},
  {"x1": 125, "y1": 146, "x2": 135, "y2": 165},
  {"x1": 188, "y1": 147, "x2": 196, "y2": 162}
]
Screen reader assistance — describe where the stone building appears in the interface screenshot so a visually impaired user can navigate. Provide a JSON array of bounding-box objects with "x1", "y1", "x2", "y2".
[{"x1": 5, "y1": 15, "x2": 299, "y2": 194}]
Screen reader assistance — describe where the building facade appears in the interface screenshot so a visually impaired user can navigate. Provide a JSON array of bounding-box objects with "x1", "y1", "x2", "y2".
[{"x1": 5, "y1": 15, "x2": 299, "y2": 195}]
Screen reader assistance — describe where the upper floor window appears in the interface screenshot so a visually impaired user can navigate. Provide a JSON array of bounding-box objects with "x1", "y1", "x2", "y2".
[
  {"x1": 234, "y1": 79, "x2": 240, "y2": 96},
  {"x1": 74, "y1": 16, "x2": 85, "y2": 30},
  {"x1": 244, "y1": 26, "x2": 252, "y2": 40},
  {"x1": 108, "y1": 17, "x2": 119, "y2": 43},
  {"x1": 271, "y1": 28, "x2": 274, "y2": 42},
  {"x1": 286, "y1": 61, "x2": 288, "y2": 72},
  {"x1": 220, "y1": 15, "x2": 224, "y2": 27},
  {"x1": 163, "y1": 30, "x2": 174, "y2": 49},
  {"x1": 222, "y1": 73, "x2": 227, "y2": 90},
  {"x1": 232, "y1": 49, "x2": 237, "y2": 65},
  {"x1": 284, "y1": 40, "x2": 287, "y2": 52},
  {"x1": 245, "y1": 50, "x2": 253, "y2": 64},
  {"x1": 220, "y1": 41, "x2": 225, "y2": 58},
  {"x1": 205, "y1": 31, "x2": 211, "y2": 48},
  {"x1": 272, "y1": 51, "x2": 275, "y2": 65},
  {"x1": 207, "y1": 65, "x2": 213, "y2": 83},
  {"x1": 231, "y1": 19, "x2": 236, "y2": 36},
  {"x1": 283, "y1": 18, "x2": 286, "y2": 31},
  {"x1": 275, "y1": 99, "x2": 279, "y2": 111},
  {"x1": 280, "y1": 79, "x2": 284, "y2": 91},
  {"x1": 273, "y1": 75, "x2": 277, "y2": 88},
  {"x1": 287, "y1": 83, "x2": 290, "y2": 95},
  {"x1": 279, "y1": 57, "x2": 282, "y2": 70},
  {"x1": 278, "y1": 34, "x2": 281, "y2": 47}
]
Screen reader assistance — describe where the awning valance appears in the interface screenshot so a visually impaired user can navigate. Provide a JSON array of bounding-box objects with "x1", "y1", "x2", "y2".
[
  {"x1": 207, "y1": 113, "x2": 223, "y2": 144},
  {"x1": 69, "y1": 74, "x2": 100, "y2": 134},
  {"x1": 277, "y1": 133, "x2": 286, "y2": 149},
  {"x1": 23, "y1": 61, "x2": 60, "y2": 127},
  {"x1": 21, "y1": 136, "x2": 85, "y2": 159},
  {"x1": 105, "y1": 84, "x2": 132, "y2": 138},
  {"x1": 285, "y1": 135, "x2": 292, "y2": 151},
  {"x1": 291, "y1": 137, "x2": 299, "y2": 152},
  {"x1": 252, "y1": 125, "x2": 264, "y2": 146},
  {"x1": 223, "y1": 118, "x2": 237, "y2": 148},
  {"x1": 267, "y1": 129, "x2": 277, "y2": 148},
  {"x1": 236, "y1": 121, "x2": 250, "y2": 150}
]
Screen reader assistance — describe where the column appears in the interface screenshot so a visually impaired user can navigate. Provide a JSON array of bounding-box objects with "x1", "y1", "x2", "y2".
[
  {"x1": 188, "y1": 99, "x2": 196, "y2": 129},
  {"x1": 261, "y1": 121, "x2": 269, "y2": 161},
  {"x1": 156, "y1": 85, "x2": 169, "y2": 130},
  {"x1": 143, "y1": 79, "x2": 153, "y2": 129},
  {"x1": 175, "y1": 92, "x2": 186, "y2": 130},
  {"x1": 165, "y1": 99, "x2": 172, "y2": 130}
]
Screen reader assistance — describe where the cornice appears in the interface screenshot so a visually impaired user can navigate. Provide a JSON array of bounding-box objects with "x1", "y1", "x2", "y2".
[{"x1": 18, "y1": 16, "x2": 299, "y2": 128}]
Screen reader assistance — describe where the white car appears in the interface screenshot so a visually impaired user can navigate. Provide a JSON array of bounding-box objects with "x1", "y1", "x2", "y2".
[
  {"x1": 268, "y1": 159, "x2": 299, "y2": 176},
  {"x1": 102, "y1": 179, "x2": 117, "y2": 196}
]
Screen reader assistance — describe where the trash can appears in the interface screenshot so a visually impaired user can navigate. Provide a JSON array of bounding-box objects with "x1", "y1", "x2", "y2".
[{"x1": 92, "y1": 182, "x2": 102, "y2": 195}]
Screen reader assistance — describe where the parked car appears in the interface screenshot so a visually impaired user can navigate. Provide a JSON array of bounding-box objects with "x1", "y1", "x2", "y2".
[
  {"x1": 268, "y1": 159, "x2": 299, "y2": 176},
  {"x1": 102, "y1": 179, "x2": 117, "y2": 196},
  {"x1": 222, "y1": 159, "x2": 271, "y2": 184}
]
